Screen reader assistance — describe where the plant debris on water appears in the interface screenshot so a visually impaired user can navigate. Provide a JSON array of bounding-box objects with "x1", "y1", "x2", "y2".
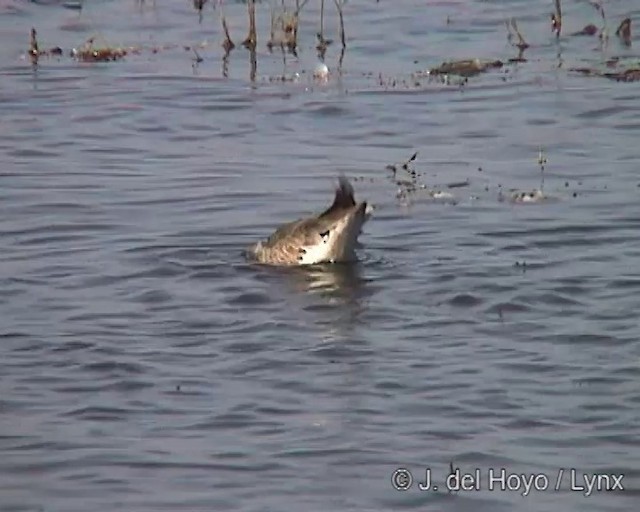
[
  {"x1": 381, "y1": 152, "x2": 458, "y2": 206},
  {"x1": 72, "y1": 37, "x2": 128, "y2": 62},
  {"x1": 24, "y1": 1, "x2": 637, "y2": 86},
  {"x1": 427, "y1": 58, "x2": 504, "y2": 78}
]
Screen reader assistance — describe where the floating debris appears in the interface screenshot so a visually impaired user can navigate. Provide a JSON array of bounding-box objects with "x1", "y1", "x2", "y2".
[
  {"x1": 603, "y1": 68, "x2": 640, "y2": 82},
  {"x1": 386, "y1": 151, "x2": 458, "y2": 206},
  {"x1": 192, "y1": 48, "x2": 203, "y2": 70},
  {"x1": 447, "y1": 179, "x2": 470, "y2": 189},
  {"x1": 498, "y1": 148, "x2": 552, "y2": 204},
  {"x1": 27, "y1": 28, "x2": 66, "y2": 63},
  {"x1": 430, "y1": 190, "x2": 456, "y2": 201},
  {"x1": 72, "y1": 37, "x2": 127, "y2": 62},
  {"x1": 571, "y1": 24, "x2": 598, "y2": 36},
  {"x1": 429, "y1": 58, "x2": 503, "y2": 78},
  {"x1": 402, "y1": 151, "x2": 418, "y2": 170},
  {"x1": 510, "y1": 189, "x2": 546, "y2": 203},
  {"x1": 571, "y1": 58, "x2": 640, "y2": 82}
]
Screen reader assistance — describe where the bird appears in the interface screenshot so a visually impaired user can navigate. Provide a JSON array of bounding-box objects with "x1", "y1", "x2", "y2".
[{"x1": 247, "y1": 176, "x2": 373, "y2": 266}]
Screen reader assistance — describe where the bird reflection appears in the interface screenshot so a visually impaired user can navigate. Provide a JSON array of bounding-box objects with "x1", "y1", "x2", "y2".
[
  {"x1": 283, "y1": 262, "x2": 370, "y2": 342},
  {"x1": 287, "y1": 262, "x2": 365, "y2": 300}
]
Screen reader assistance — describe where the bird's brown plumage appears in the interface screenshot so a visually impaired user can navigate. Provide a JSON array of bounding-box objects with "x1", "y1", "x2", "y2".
[{"x1": 247, "y1": 176, "x2": 371, "y2": 266}]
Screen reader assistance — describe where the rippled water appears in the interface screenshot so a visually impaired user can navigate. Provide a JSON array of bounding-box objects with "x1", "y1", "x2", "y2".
[{"x1": 2, "y1": 0, "x2": 640, "y2": 511}]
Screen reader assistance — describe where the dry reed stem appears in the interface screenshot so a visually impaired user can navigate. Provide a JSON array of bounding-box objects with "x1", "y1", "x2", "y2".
[
  {"x1": 29, "y1": 27, "x2": 39, "y2": 66},
  {"x1": 222, "y1": 15, "x2": 235, "y2": 52},
  {"x1": 243, "y1": 0, "x2": 257, "y2": 50}
]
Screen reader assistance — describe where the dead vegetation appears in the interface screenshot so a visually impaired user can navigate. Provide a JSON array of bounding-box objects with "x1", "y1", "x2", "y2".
[
  {"x1": 381, "y1": 152, "x2": 458, "y2": 206},
  {"x1": 218, "y1": 0, "x2": 346, "y2": 61},
  {"x1": 572, "y1": 64, "x2": 640, "y2": 83},
  {"x1": 26, "y1": 28, "x2": 216, "y2": 67},
  {"x1": 505, "y1": 17, "x2": 530, "y2": 61},
  {"x1": 266, "y1": 3, "x2": 302, "y2": 54},
  {"x1": 428, "y1": 58, "x2": 504, "y2": 78},
  {"x1": 506, "y1": 148, "x2": 548, "y2": 204},
  {"x1": 25, "y1": 1, "x2": 636, "y2": 85},
  {"x1": 28, "y1": 28, "x2": 63, "y2": 66},
  {"x1": 72, "y1": 37, "x2": 128, "y2": 62},
  {"x1": 351, "y1": 147, "x2": 584, "y2": 209},
  {"x1": 423, "y1": 1, "x2": 637, "y2": 85}
]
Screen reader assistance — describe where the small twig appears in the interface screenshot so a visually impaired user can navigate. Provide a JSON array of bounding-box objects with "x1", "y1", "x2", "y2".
[
  {"x1": 589, "y1": 1, "x2": 608, "y2": 41},
  {"x1": 538, "y1": 147, "x2": 547, "y2": 193},
  {"x1": 386, "y1": 151, "x2": 418, "y2": 179},
  {"x1": 506, "y1": 18, "x2": 529, "y2": 62},
  {"x1": 510, "y1": 18, "x2": 529, "y2": 50},
  {"x1": 267, "y1": 8, "x2": 276, "y2": 51},
  {"x1": 295, "y1": 0, "x2": 311, "y2": 14},
  {"x1": 243, "y1": 0, "x2": 257, "y2": 51},
  {"x1": 222, "y1": 48, "x2": 230, "y2": 78},
  {"x1": 317, "y1": 0, "x2": 332, "y2": 57},
  {"x1": 29, "y1": 27, "x2": 39, "y2": 66},
  {"x1": 447, "y1": 180, "x2": 470, "y2": 189},
  {"x1": 590, "y1": 1, "x2": 606, "y2": 22},
  {"x1": 193, "y1": 0, "x2": 206, "y2": 23},
  {"x1": 221, "y1": 15, "x2": 235, "y2": 52},
  {"x1": 402, "y1": 151, "x2": 418, "y2": 170},
  {"x1": 551, "y1": 0, "x2": 562, "y2": 38},
  {"x1": 505, "y1": 19, "x2": 514, "y2": 46},
  {"x1": 338, "y1": 44, "x2": 345, "y2": 73}
]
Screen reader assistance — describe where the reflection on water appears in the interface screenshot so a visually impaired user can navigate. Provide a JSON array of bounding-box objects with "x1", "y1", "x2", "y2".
[
  {"x1": 300, "y1": 263, "x2": 368, "y2": 340},
  {"x1": 288, "y1": 262, "x2": 365, "y2": 298},
  {"x1": 266, "y1": 261, "x2": 369, "y2": 344}
]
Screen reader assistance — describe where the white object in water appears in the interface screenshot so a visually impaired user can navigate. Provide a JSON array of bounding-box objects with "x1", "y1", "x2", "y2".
[
  {"x1": 313, "y1": 62, "x2": 330, "y2": 80},
  {"x1": 510, "y1": 189, "x2": 545, "y2": 203}
]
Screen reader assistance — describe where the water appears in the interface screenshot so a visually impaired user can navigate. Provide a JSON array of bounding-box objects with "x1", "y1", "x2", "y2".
[{"x1": 1, "y1": 1, "x2": 640, "y2": 511}]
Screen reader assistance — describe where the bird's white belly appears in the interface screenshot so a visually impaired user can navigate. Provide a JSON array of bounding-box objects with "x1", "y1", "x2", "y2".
[{"x1": 299, "y1": 241, "x2": 336, "y2": 265}]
